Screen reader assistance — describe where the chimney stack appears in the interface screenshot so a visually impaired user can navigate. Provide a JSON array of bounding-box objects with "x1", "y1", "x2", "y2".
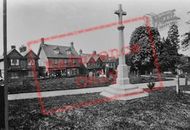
[
  {"x1": 70, "y1": 42, "x2": 74, "y2": 48},
  {"x1": 93, "y1": 50, "x2": 97, "y2": 55},
  {"x1": 11, "y1": 45, "x2": 16, "y2": 50},
  {"x1": 19, "y1": 45, "x2": 27, "y2": 53}
]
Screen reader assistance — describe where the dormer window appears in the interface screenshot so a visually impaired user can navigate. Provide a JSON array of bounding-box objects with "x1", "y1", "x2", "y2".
[
  {"x1": 66, "y1": 48, "x2": 72, "y2": 55},
  {"x1": 10, "y1": 59, "x2": 19, "y2": 66},
  {"x1": 53, "y1": 47, "x2": 60, "y2": 54}
]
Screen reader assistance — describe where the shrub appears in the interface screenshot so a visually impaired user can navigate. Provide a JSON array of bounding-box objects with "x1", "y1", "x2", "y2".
[
  {"x1": 147, "y1": 82, "x2": 155, "y2": 90},
  {"x1": 129, "y1": 76, "x2": 142, "y2": 84}
]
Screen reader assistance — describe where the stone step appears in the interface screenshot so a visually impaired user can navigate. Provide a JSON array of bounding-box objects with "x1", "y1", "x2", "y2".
[
  {"x1": 100, "y1": 90, "x2": 148, "y2": 101},
  {"x1": 100, "y1": 84, "x2": 148, "y2": 101}
]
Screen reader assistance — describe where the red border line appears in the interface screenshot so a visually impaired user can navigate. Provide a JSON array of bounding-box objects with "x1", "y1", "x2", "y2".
[
  {"x1": 27, "y1": 16, "x2": 145, "y2": 46},
  {"x1": 27, "y1": 15, "x2": 163, "y2": 115}
]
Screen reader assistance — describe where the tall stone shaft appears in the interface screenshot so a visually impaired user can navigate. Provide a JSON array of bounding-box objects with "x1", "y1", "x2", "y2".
[{"x1": 115, "y1": 4, "x2": 130, "y2": 86}]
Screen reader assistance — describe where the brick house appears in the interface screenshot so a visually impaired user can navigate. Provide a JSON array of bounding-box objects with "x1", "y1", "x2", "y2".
[
  {"x1": 20, "y1": 46, "x2": 39, "y2": 78},
  {"x1": 0, "y1": 45, "x2": 39, "y2": 79},
  {"x1": 38, "y1": 38, "x2": 82, "y2": 77},
  {"x1": 104, "y1": 57, "x2": 118, "y2": 70},
  {"x1": 79, "y1": 49, "x2": 118, "y2": 77},
  {"x1": 79, "y1": 50, "x2": 102, "y2": 76}
]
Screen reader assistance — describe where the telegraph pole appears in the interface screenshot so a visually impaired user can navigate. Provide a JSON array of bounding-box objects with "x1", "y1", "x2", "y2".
[{"x1": 0, "y1": 0, "x2": 9, "y2": 129}]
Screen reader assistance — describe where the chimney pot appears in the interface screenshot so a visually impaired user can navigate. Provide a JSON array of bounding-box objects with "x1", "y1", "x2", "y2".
[
  {"x1": 71, "y1": 42, "x2": 74, "y2": 48},
  {"x1": 93, "y1": 50, "x2": 96, "y2": 55},
  {"x1": 11, "y1": 45, "x2": 16, "y2": 49},
  {"x1": 19, "y1": 45, "x2": 27, "y2": 53}
]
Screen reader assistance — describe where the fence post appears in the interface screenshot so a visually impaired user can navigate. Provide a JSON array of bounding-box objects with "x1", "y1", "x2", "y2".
[
  {"x1": 176, "y1": 75, "x2": 179, "y2": 94},
  {"x1": 185, "y1": 72, "x2": 188, "y2": 86}
]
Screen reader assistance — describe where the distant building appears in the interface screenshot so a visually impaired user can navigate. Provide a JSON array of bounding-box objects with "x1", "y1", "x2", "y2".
[
  {"x1": 38, "y1": 38, "x2": 82, "y2": 77},
  {"x1": 79, "y1": 50, "x2": 103, "y2": 76},
  {"x1": 79, "y1": 49, "x2": 118, "y2": 77},
  {"x1": 0, "y1": 45, "x2": 39, "y2": 79},
  {"x1": 104, "y1": 57, "x2": 118, "y2": 70},
  {"x1": 19, "y1": 45, "x2": 39, "y2": 78}
]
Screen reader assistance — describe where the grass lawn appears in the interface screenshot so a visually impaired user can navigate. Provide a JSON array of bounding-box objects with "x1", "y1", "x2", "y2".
[{"x1": 9, "y1": 87, "x2": 190, "y2": 130}]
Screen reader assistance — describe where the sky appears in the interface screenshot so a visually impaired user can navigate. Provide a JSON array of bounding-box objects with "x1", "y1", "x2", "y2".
[{"x1": 0, "y1": 0, "x2": 190, "y2": 56}]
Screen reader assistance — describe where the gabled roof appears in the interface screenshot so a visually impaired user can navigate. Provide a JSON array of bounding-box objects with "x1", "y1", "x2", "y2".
[
  {"x1": 80, "y1": 54, "x2": 94, "y2": 63},
  {"x1": 93, "y1": 55, "x2": 101, "y2": 61},
  {"x1": 7, "y1": 48, "x2": 14, "y2": 55},
  {"x1": 0, "y1": 48, "x2": 39, "y2": 61},
  {"x1": 38, "y1": 44, "x2": 79, "y2": 58},
  {"x1": 80, "y1": 52, "x2": 109, "y2": 63},
  {"x1": 7, "y1": 49, "x2": 23, "y2": 59},
  {"x1": 99, "y1": 55, "x2": 109, "y2": 62},
  {"x1": 20, "y1": 50, "x2": 39, "y2": 59},
  {"x1": 0, "y1": 48, "x2": 21, "y2": 61}
]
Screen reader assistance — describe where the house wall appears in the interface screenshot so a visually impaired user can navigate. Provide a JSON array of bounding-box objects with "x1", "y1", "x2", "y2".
[
  {"x1": 20, "y1": 59, "x2": 27, "y2": 69},
  {"x1": 44, "y1": 58, "x2": 82, "y2": 77},
  {"x1": 0, "y1": 61, "x2": 4, "y2": 78}
]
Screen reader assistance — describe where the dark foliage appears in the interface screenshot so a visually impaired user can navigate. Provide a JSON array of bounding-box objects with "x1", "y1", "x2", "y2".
[{"x1": 129, "y1": 26, "x2": 162, "y2": 74}]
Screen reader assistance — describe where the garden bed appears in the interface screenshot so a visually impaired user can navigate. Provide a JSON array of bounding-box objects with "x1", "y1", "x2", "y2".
[
  {"x1": 129, "y1": 75, "x2": 173, "y2": 84},
  {"x1": 9, "y1": 87, "x2": 190, "y2": 129},
  {"x1": 8, "y1": 76, "x2": 111, "y2": 94}
]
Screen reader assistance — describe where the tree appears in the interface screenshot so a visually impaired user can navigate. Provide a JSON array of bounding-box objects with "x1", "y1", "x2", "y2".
[
  {"x1": 167, "y1": 24, "x2": 180, "y2": 53},
  {"x1": 167, "y1": 24, "x2": 179, "y2": 51},
  {"x1": 181, "y1": 32, "x2": 190, "y2": 50},
  {"x1": 164, "y1": 24, "x2": 180, "y2": 73},
  {"x1": 158, "y1": 24, "x2": 180, "y2": 73},
  {"x1": 180, "y1": 32, "x2": 190, "y2": 74},
  {"x1": 129, "y1": 26, "x2": 162, "y2": 74},
  {"x1": 158, "y1": 37, "x2": 179, "y2": 72}
]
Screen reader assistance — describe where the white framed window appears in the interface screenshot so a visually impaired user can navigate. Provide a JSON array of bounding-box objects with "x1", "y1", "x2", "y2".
[
  {"x1": 66, "y1": 50, "x2": 71, "y2": 55},
  {"x1": 10, "y1": 59, "x2": 19, "y2": 66},
  {"x1": 28, "y1": 59, "x2": 35, "y2": 66},
  {"x1": 53, "y1": 47, "x2": 60, "y2": 54},
  {"x1": 54, "y1": 59, "x2": 59, "y2": 65}
]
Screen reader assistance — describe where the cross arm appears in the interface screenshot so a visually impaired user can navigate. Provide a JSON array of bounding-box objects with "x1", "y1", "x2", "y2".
[{"x1": 114, "y1": 10, "x2": 127, "y2": 16}]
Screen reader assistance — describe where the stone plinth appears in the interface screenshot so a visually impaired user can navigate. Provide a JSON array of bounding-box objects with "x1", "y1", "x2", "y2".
[
  {"x1": 116, "y1": 64, "x2": 130, "y2": 85},
  {"x1": 100, "y1": 84, "x2": 148, "y2": 101}
]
